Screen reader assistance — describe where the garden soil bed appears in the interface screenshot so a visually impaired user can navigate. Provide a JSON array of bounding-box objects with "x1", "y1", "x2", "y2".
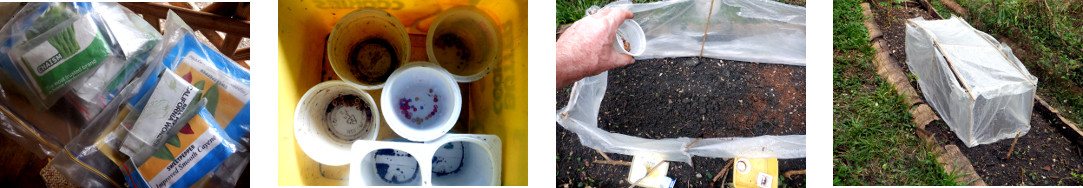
[
  {"x1": 867, "y1": 0, "x2": 1083, "y2": 185},
  {"x1": 927, "y1": 105, "x2": 1083, "y2": 186},
  {"x1": 556, "y1": 57, "x2": 806, "y2": 187}
]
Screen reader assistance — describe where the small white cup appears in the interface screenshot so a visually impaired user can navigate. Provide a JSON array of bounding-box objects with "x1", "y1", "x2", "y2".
[
  {"x1": 381, "y1": 62, "x2": 462, "y2": 142},
  {"x1": 294, "y1": 81, "x2": 380, "y2": 165},
  {"x1": 615, "y1": 19, "x2": 646, "y2": 56}
]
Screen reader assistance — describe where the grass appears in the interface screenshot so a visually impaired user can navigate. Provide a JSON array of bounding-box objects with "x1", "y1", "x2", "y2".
[
  {"x1": 833, "y1": 0, "x2": 959, "y2": 185},
  {"x1": 556, "y1": 0, "x2": 664, "y2": 25},
  {"x1": 948, "y1": 0, "x2": 1083, "y2": 126}
]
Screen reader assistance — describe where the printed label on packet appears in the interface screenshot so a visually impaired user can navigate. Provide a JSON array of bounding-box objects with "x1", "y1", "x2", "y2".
[
  {"x1": 177, "y1": 52, "x2": 249, "y2": 101},
  {"x1": 120, "y1": 71, "x2": 200, "y2": 157},
  {"x1": 18, "y1": 16, "x2": 110, "y2": 95},
  {"x1": 137, "y1": 109, "x2": 236, "y2": 188},
  {"x1": 173, "y1": 53, "x2": 250, "y2": 128}
]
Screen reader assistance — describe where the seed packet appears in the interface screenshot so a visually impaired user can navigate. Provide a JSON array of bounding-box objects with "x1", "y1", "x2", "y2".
[
  {"x1": 122, "y1": 107, "x2": 241, "y2": 188},
  {"x1": 119, "y1": 70, "x2": 203, "y2": 158},
  {"x1": 66, "y1": 2, "x2": 161, "y2": 120},
  {"x1": 0, "y1": 3, "x2": 115, "y2": 109},
  {"x1": 129, "y1": 10, "x2": 250, "y2": 145}
]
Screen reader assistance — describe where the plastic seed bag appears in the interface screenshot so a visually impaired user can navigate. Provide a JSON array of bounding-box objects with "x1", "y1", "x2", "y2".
[
  {"x1": 48, "y1": 73, "x2": 148, "y2": 188},
  {"x1": 66, "y1": 2, "x2": 161, "y2": 120},
  {"x1": 140, "y1": 10, "x2": 251, "y2": 146},
  {"x1": 119, "y1": 70, "x2": 204, "y2": 159},
  {"x1": 122, "y1": 107, "x2": 242, "y2": 188},
  {"x1": 0, "y1": 2, "x2": 117, "y2": 109}
]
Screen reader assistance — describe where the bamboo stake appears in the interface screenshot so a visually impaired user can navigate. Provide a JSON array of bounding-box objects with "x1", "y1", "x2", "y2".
[
  {"x1": 698, "y1": 0, "x2": 715, "y2": 58},
  {"x1": 1006, "y1": 131, "x2": 1022, "y2": 159},
  {"x1": 593, "y1": 160, "x2": 632, "y2": 166},
  {"x1": 596, "y1": 149, "x2": 613, "y2": 161},
  {"x1": 711, "y1": 159, "x2": 734, "y2": 186}
]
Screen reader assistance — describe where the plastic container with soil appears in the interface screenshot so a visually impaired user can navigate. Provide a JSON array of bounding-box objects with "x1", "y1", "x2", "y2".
[
  {"x1": 425, "y1": 6, "x2": 501, "y2": 82},
  {"x1": 327, "y1": 8, "x2": 410, "y2": 90},
  {"x1": 278, "y1": 0, "x2": 528, "y2": 185},
  {"x1": 294, "y1": 80, "x2": 380, "y2": 166}
]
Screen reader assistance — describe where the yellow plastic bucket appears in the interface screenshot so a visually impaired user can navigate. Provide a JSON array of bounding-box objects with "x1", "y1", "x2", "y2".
[{"x1": 277, "y1": 0, "x2": 528, "y2": 185}]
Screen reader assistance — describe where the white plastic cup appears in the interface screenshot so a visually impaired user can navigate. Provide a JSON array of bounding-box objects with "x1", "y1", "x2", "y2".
[
  {"x1": 425, "y1": 6, "x2": 502, "y2": 82},
  {"x1": 615, "y1": 19, "x2": 646, "y2": 56},
  {"x1": 328, "y1": 8, "x2": 411, "y2": 89},
  {"x1": 380, "y1": 62, "x2": 462, "y2": 142},
  {"x1": 294, "y1": 81, "x2": 380, "y2": 165},
  {"x1": 350, "y1": 134, "x2": 502, "y2": 186}
]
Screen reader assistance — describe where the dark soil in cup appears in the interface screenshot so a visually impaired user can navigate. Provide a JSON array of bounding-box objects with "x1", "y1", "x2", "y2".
[
  {"x1": 557, "y1": 57, "x2": 806, "y2": 188},
  {"x1": 434, "y1": 33, "x2": 480, "y2": 75},
  {"x1": 348, "y1": 38, "x2": 399, "y2": 85},
  {"x1": 325, "y1": 94, "x2": 374, "y2": 141}
]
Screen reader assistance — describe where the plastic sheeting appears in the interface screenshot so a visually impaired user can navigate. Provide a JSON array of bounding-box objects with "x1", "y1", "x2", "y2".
[
  {"x1": 593, "y1": 0, "x2": 805, "y2": 65},
  {"x1": 556, "y1": 72, "x2": 806, "y2": 165},
  {"x1": 904, "y1": 17, "x2": 1037, "y2": 147}
]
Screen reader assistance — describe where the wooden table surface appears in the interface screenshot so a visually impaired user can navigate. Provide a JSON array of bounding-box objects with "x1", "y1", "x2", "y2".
[{"x1": 0, "y1": 133, "x2": 49, "y2": 186}]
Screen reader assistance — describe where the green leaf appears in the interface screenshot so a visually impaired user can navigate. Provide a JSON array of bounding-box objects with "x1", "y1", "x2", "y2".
[
  {"x1": 205, "y1": 83, "x2": 220, "y2": 114},
  {"x1": 167, "y1": 135, "x2": 180, "y2": 148},
  {"x1": 193, "y1": 80, "x2": 206, "y2": 90},
  {"x1": 152, "y1": 146, "x2": 175, "y2": 161},
  {"x1": 168, "y1": 77, "x2": 177, "y2": 90}
]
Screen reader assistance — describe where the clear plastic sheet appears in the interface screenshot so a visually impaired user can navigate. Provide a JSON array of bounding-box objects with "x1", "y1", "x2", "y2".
[
  {"x1": 904, "y1": 17, "x2": 1037, "y2": 147},
  {"x1": 556, "y1": 72, "x2": 806, "y2": 165},
  {"x1": 593, "y1": 0, "x2": 805, "y2": 65}
]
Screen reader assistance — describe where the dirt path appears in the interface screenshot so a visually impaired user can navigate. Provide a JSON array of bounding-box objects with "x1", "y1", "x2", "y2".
[{"x1": 557, "y1": 57, "x2": 805, "y2": 187}]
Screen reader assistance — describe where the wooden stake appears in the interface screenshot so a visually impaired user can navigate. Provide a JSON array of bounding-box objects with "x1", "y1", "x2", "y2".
[
  {"x1": 684, "y1": 137, "x2": 703, "y2": 151},
  {"x1": 711, "y1": 159, "x2": 734, "y2": 186},
  {"x1": 783, "y1": 170, "x2": 806, "y2": 178},
  {"x1": 593, "y1": 160, "x2": 632, "y2": 166},
  {"x1": 698, "y1": 0, "x2": 715, "y2": 58},
  {"x1": 1006, "y1": 131, "x2": 1022, "y2": 159},
  {"x1": 596, "y1": 149, "x2": 613, "y2": 161}
]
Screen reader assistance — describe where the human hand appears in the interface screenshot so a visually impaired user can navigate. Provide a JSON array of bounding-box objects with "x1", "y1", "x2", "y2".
[{"x1": 556, "y1": 8, "x2": 635, "y2": 88}]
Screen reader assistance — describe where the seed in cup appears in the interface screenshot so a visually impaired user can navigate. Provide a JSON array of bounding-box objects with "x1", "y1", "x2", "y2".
[
  {"x1": 397, "y1": 88, "x2": 441, "y2": 125},
  {"x1": 433, "y1": 33, "x2": 482, "y2": 76}
]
